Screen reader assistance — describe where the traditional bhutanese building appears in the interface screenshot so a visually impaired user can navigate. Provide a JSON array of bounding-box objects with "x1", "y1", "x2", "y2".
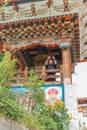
[
  {"x1": 0, "y1": 1, "x2": 87, "y2": 129},
  {"x1": 0, "y1": 0, "x2": 82, "y2": 84}
]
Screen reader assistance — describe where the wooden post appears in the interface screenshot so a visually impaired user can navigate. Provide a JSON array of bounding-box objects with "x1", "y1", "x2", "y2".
[
  {"x1": 60, "y1": 35, "x2": 72, "y2": 84},
  {"x1": 62, "y1": 48, "x2": 72, "y2": 84},
  {"x1": 24, "y1": 66, "x2": 28, "y2": 78}
]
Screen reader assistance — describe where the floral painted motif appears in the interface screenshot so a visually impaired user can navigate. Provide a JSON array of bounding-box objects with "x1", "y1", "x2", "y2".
[
  {"x1": 13, "y1": 2, "x2": 19, "y2": 12},
  {"x1": 46, "y1": 0, "x2": 53, "y2": 8},
  {"x1": 46, "y1": 0, "x2": 53, "y2": 14},
  {"x1": 63, "y1": 0, "x2": 69, "y2": 12},
  {"x1": 31, "y1": 3, "x2": 37, "y2": 16},
  {"x1": 1, "y1": 9, "x2": 6, "y2": 21}
]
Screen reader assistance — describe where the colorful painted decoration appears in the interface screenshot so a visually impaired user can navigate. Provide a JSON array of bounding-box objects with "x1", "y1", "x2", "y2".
[
  {"x1": 10, "y1": 84, "x2": 64, "y2": 106},
  {"x1": 0, "y1": 0, "x2": 78, "y2": 23},
  {"x1": 42, "y1": 84, "x2": 64, "y2": 105}
]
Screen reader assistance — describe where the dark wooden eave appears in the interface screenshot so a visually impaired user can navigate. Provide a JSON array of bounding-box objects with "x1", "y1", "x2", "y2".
[{"x1": 0, "y1": 13, "x2": 80, "y2": 65}]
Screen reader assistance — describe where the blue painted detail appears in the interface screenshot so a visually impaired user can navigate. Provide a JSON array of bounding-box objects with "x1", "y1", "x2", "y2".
[
  {"x1": 10, "y1": 86, "x2": 29, "y2": 95},
  {"x1": 53, "y1": 38, "x2": 59, "y2": 40}
]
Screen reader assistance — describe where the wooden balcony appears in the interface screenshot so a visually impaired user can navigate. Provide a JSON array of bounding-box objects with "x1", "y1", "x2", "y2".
[
  {"x1": 35, "y1": 67, "x2": 63, "y2": 84},
  {"x1": 11, "y1": 66, "x2": 64, "y2": 85}
]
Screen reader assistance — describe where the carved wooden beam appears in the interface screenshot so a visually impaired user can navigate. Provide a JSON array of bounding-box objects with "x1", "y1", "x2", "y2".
[
  {"x1": 17, "y1": 50, "x2": 28, "y2": 67},
  {"x1": 28, "y1": 51, "x2": 39, "y2": 55}
]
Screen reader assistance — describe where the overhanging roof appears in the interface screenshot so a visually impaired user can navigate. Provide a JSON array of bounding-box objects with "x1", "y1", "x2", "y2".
[
  {"x1": 0, "y1": 13, "x2": 80, "y2": 62},
  {"x1": 0, "y1": 0, "x2": 80, "y2": 62}
]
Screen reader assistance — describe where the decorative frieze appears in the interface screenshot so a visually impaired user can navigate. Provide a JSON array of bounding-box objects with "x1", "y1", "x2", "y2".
[{"x1": 0, "y1": 0, "x2": 79, "y2": 23}]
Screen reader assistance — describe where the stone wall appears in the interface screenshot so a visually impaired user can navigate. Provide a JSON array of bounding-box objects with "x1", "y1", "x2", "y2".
[
  {"x1": 65, "y1": 84, "x2": 79, "y2": 130},
  {"x1": 0, "y1": 118, "x2": 28, "y2": 130}
]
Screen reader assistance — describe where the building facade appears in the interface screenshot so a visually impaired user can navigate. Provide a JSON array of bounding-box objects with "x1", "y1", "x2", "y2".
[{"x1": 0, "y1": 1, "x2": 87, "y2": 129}]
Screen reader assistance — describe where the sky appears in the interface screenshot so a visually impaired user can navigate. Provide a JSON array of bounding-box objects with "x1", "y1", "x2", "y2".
[{"x1": 72, "y1": 62, "x2": 87, "y2": 98}]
